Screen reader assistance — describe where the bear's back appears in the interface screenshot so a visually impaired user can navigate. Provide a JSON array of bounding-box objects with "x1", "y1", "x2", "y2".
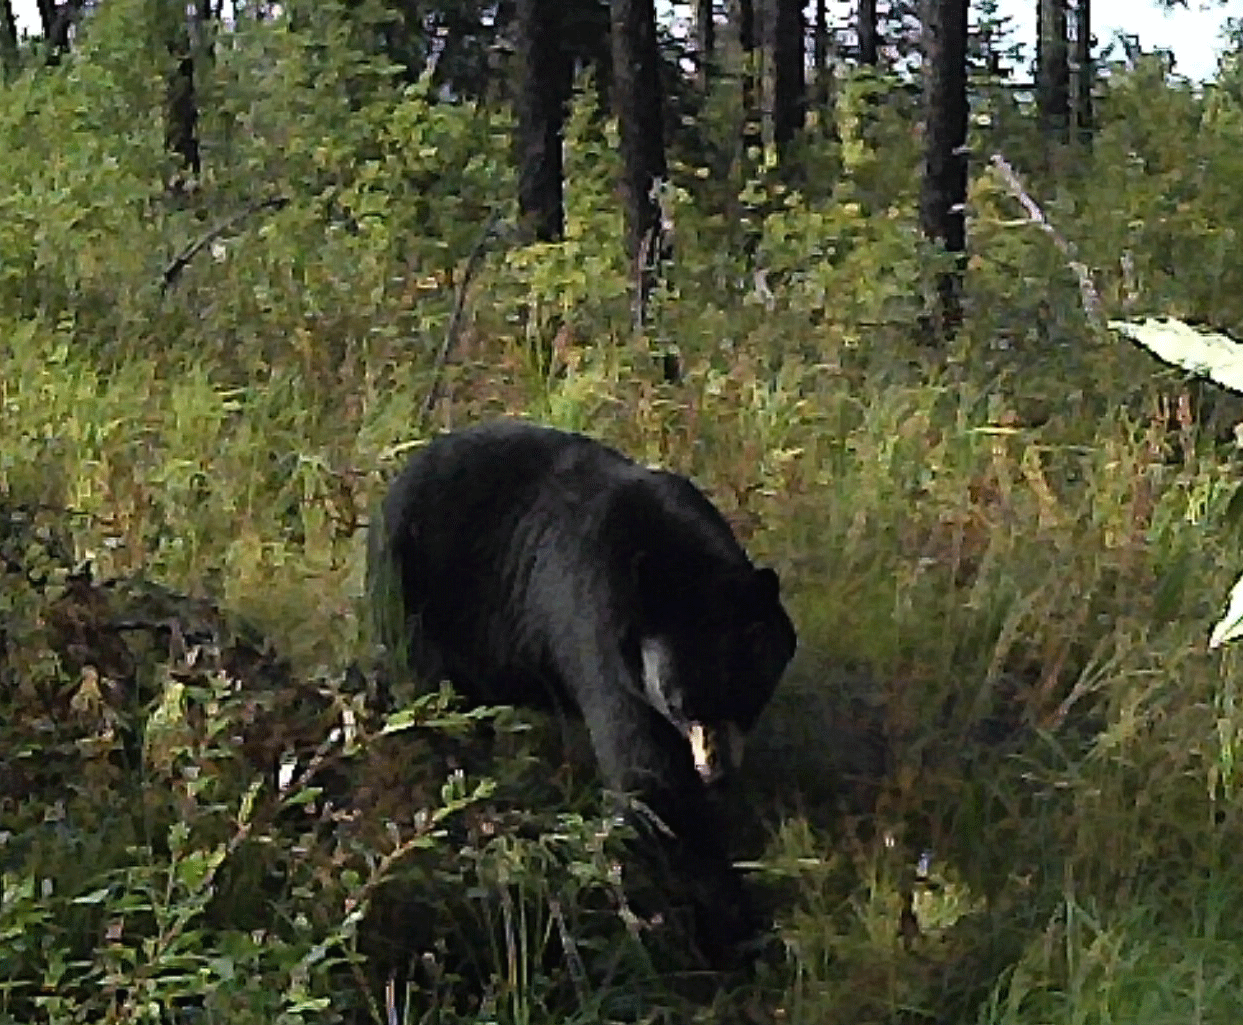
[
  {"x1": 380, "y1": 419, "x2": 755, "y2": 592},
  {"x1": 387, "y1": 419, "x2": 637, "y2": 529}
]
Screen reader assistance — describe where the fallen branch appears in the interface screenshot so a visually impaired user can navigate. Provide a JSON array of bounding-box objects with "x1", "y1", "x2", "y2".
[
  {"x1": 160, "y1": 195, "x2": 290, "y2": 295},
  {"x1": 418, "y1": 207, "x2": 507, "y2": 431},
  {"x1": 988, "y1": 153, "x2": 1105, "y2": 333}
]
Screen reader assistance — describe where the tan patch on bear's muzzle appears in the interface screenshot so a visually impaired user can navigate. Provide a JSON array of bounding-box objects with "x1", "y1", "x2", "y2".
[{"x1": 688, "y1": 721, "x2": 746, "y2": 784}]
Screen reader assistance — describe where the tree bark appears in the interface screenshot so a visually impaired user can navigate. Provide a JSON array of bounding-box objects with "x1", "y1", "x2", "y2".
[
  {"x1": 36, "y1": 0, "x2": 78, "y2": 62},
  {"x1": 35, "y1": 0, "x2": 54, "y2": 38},
  {"x1": 1037, "y1": 0, "x2": 1070, "y2": 143},
  {"x1": 812, "y1": 0, "x2": 838, "y2": 139},
  {"x1": 161, "y1": 0, "x2": 202, "y2": 191},
  {"x1": 1073, "y1": 0, "x2": 1093, "y2": 145},
  {"x1": 919, "y1": 0, "x2": 969, "y2": 339},
  {"x1": 696, "y1": 0, "x2": 714, "y2": 90},
  {"x1": 1, "y1": 0, "x2": 17, "y2": 78},
  {"x1": 196, "y1": 0, "x2": 219, "y2": 64},
  {"x1": 813, "y1": 0, "x2": 827, "y2": 88},
  {"x1": 558, "y1": 0, "x2": 612, "y2": 114},
  {"x1": 610, "y1": 0, "x2": 668, "y2": 325},
  {"x1": 516, "y1": 0, "x2": 574, "y2": 241},
  {"x1": 858, "y1": 0, "x2": 878, "y2": 65},
  {"x1": 734, "y1": 0, "x2": 761, "y2": 155},
  {"x1": 770, "y1": 0, "x2": 805, "y2": 161}
]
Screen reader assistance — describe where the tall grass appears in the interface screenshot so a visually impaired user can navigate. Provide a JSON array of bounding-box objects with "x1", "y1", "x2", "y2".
[{"x1": 5, "y1": 16, "x2": 1243, "y2": 1020}]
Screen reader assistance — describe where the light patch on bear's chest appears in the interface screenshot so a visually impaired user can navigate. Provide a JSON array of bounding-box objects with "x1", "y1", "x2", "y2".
[
  {"x1": 640, "y1": 637, "x2": 744, "y2": 784},
  {"x1": 640, "y1": 637, "x2": 680, "y2": 723}
]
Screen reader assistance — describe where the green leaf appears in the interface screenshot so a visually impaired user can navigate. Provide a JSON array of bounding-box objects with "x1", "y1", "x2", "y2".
[
  {"x1": 282, "y1": 787, "x2": 323, "y2": 808},
  {"x1": 71, "y1": 887, "x2": 113, "y2": 905}
]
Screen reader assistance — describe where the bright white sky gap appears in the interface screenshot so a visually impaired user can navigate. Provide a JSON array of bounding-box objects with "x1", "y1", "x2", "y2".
[{"x1": 7, "y1": 1, "x2": 1237, "y2": 83}]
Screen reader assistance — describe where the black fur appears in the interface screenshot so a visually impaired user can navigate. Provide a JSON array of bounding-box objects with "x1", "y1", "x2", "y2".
[{"x1": 367, "y1": 419, "x2": 796, "y2": 964}]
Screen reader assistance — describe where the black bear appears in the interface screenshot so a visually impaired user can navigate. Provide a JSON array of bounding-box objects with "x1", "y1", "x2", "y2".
[{"x1": 366, "y1": 419, "x2": 796, "y2": 964}]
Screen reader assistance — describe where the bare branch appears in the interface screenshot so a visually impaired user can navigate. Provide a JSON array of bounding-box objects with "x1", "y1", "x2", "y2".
[
  {"x1": 418, "y1": 208, "x2": 507, "y2": 431},
  {"x1": 160, "y1": 195, "x2": 289, "y2": 294},
  {"x1": 633, "y1": 225, "x2": 657, "y2": 331},
  {"x1": 988, "y1": 153, "x2": 1105, "y2": 332}
]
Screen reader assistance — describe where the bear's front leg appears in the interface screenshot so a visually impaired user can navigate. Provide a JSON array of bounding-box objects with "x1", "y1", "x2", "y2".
[{"x1": 572, "y1": 665, "x2": 761, "y2": 968}]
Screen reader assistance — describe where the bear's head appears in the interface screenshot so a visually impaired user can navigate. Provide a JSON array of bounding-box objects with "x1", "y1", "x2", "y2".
[{"x1": 635, "y1": 565, "x2": 797, "y2": 784}]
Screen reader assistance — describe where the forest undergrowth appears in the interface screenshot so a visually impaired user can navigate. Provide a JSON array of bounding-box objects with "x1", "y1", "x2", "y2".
[{"x1": 5, "y1": 6, "x2": 1243, "y2": 1023}]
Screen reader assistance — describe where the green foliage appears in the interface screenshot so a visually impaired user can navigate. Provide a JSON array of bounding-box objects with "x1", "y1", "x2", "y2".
[
  {"x1": 0, "y1": 502, "x2": 639, "y2": 1023},
  {"x1": 1067, "y1": 66, "x2": 1243, "y2": 334},
  {"x1": 5, "y1": 8, "x2": 1243, "y2": 1024}
]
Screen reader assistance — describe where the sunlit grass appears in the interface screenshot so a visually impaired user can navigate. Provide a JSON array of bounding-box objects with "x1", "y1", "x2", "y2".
[
  {"x1": 6, "y1": 297, "x2": 1243, "y2": 1020},
  {"x1": 6, "y1": 56, "x2": 1243, "y2": 1014}
]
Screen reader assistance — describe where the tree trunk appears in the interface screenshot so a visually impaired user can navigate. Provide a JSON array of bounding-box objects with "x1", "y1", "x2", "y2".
[
  {"x1": 770, "y1": 0, "x2": 805, "y2": 161},
  {"x1": 858, "y1": 0, "x2": 878, "y2": 65},
  {"x1": 812, "y1": 0, "x2": 827, "y2": 89},
  {"x1": 1, "y1": 0, "x2": 17, "y2": 78},
  {"x1": 734, "y1": 0, "x2": 761, "y2": 155},
  {"x1": 696, "y1": 0, "x2": 714, "y2": 90},
  {"x1": 196, "y1": 0, "x2": 219, "y2": 64},
  {"x1": 165, "y1": 53, "x2": 201, "y2": 185},
  {"x1": 162, "y1": 0, "x2": 202, "y2": 192},
  {"x1": 36, "y1": 0, "x2": 77, "y2": 62},
  {"x1": 610, "y1": 0, "x2": 668, "y2": 325},
  {"x1": 1073, "y1": 0, "x2": 1093, "y2": 145},
  {"x1": 855, "y1": 0, "x2": 879, "y2": 137},
  {"x1": 1037, "y1": 0, "x2": 1070, "y2": 143},
  {"x1": 812, "y1": 0, "x2": 838, "y2": 139},
  {"x1": 516, "y1": 0, "x2": 573, "y2": 241},
  {"x1": 919, "y1": 0, "x2": 969, "y2": 340},
  {"x1": 35, "y1": 0, "x2": 55, "y2": 38}
]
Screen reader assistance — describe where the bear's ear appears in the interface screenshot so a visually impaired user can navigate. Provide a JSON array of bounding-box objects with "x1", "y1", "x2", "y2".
[
  {"x1": 745, "y1": 618, "x2": 795, "y2": 682},
  {"x1": 752, "y1": 566, "x2": 781, "y2": 603}
]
